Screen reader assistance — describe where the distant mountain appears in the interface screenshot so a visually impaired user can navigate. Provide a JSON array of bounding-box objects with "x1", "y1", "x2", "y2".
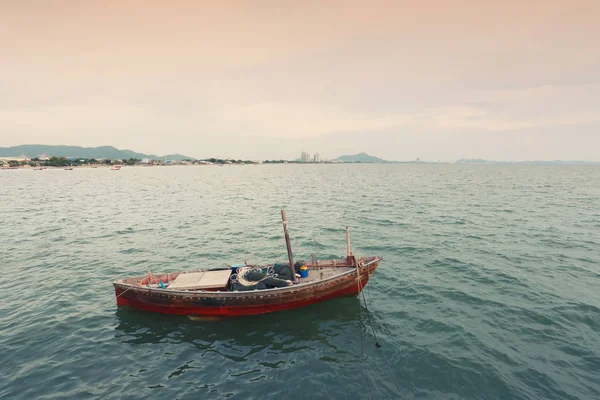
[
  {"x1": 0, "y1": 145, "x2": 195, "y2": 160},
  {"x1": 333, "y1": 152, "x2": 389, "y2": 163}
]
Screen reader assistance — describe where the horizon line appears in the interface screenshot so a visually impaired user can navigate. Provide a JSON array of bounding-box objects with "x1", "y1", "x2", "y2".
[{"x1": 1, "y1": 144, "x2": 600, "y2": 164}]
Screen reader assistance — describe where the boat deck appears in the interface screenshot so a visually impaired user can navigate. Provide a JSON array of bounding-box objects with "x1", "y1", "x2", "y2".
[
  {"x1": 296, "y1": 266, "x2": 354, "y2": 284},
  {"x1": 118, "y1": 265, "x2": 358, "y2": 292},
  {"x1": 115, "y1": 257, "x2": 382, "y2": 293}
]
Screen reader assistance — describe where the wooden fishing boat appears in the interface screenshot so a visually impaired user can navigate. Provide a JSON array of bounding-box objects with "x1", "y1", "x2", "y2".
[
  {"x1": 111, "y1": 165, "x2": 122, "y2": 170},
  {"x1": 113, "y1": 211, "x2": 382, "y2": 316}
]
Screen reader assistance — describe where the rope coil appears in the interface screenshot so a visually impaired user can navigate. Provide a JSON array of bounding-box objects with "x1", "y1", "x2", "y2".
[{"x1": 232, "y1": 266, "x2": 275, "y2": 285}]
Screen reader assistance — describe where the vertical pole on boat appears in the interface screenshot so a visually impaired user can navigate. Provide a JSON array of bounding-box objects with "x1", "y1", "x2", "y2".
[
  {"x1": 281, "y1": 210, "x2": 298, "y2": 283},
  {"x1": 346, "y1": 226, "x2": 353, "y2": 257}
]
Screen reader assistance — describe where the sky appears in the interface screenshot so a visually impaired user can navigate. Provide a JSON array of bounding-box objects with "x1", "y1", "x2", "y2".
[{"x1": 1, "y1": 0, "x2": 599, "y2": 161}]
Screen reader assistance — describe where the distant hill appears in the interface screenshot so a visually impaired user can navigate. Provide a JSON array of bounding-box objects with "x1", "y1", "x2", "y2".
[
  {"x1": 333, "y1": 152, "x2": 389, "y2": 163},
  {"x1": 0, "y1": 145, "x2": 195, "y2": 160}
]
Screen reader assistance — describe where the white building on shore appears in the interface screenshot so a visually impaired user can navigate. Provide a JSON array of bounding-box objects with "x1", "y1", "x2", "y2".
[{"x1": 301, "y1": 151, "x2": 311, "y2": 163}]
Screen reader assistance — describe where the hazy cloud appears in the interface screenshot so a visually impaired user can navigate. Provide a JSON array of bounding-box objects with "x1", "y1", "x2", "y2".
[{"x1": 1, "y1": 0, "x2": 599, "y2": 160}]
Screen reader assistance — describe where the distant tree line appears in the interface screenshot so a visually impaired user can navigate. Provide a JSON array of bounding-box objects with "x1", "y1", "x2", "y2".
[
  {"x1": 202, "y1": 158, "x2": 256, "y2": 165},
  {"x1": 0, "y1": 157, "x2": 142, "y2": 167},
  {"x1": 263, "y1": 160, "x2": 301, "y2": 164}
]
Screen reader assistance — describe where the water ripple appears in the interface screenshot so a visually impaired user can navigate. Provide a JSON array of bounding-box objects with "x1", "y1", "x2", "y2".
[{"x1": 1, "y1": 165, "x2": 600, "y2": 399}]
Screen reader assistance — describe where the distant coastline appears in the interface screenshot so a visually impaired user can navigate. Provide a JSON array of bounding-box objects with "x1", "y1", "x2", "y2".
[
  {"x1": 1, "y1": 145, "x2": 599, "y2": 166},
  {"x1": 454, "y1": 158, "x2": 600, "y2": 165}
]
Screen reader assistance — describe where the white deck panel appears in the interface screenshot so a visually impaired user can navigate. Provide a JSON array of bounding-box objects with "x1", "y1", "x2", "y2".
[
  {"x1": 168, "y1": 270, "x2": 231, "y2": 290},
  {"x1": 168, "y1": 272, "x2": 205, "y2": 289},
  {"x1": 196, "y1": 270, "x2": 232, "y2": 289}
]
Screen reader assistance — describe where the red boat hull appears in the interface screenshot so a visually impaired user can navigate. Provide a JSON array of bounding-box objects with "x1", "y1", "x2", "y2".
[{"x1": 113, "y1": 258, "x2": 380, "y2": 317}]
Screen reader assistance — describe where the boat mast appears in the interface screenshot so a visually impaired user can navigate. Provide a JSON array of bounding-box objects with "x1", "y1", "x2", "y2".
[
  {"x1": 346, "y1": 226, "x2": 352, "y2": 257},
  {"x1": 346, "y1": 226, "x2": 356, "y2": 265},
  {"x1": 281, "y1": 210, "x2": 298, "y2": 284}
]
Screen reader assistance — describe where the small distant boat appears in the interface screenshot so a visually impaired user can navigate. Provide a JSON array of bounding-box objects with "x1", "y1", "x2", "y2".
[
  {"x1": 111, "y1": 165, "x2": 122, "y2": 170},
  {"x1": 64, "y1": 167, "x2": 73, "y2": 170},
  {"x1": 113, "y1": 211, "x2": 382, "y2": 316},
  {"x1": 34, "y1": 167, "x2": 44, "y2": 171}
]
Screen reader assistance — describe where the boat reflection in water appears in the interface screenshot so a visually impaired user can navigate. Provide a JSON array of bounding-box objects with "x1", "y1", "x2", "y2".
[
  {"x1": 113, "y1": 295, "x2": 363, "y2": 350},
  {"x1": 111, "y1": 296, "x2": 371, "y2": 395}
]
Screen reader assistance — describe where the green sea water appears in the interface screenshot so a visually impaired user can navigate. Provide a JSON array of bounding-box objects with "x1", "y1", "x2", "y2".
[{"x1": 1, "y1": 164, "x2": 599, "y2": 399}]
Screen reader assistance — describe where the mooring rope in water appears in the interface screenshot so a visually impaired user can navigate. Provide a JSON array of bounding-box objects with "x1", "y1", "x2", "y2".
[
  {"x1": 86, "y1": 285, "x2": 137, "y2": 315},
  {"x1": 360, "y1": 287, "x2": 403, "y2": 397},
  {"x1": 8, "y1": 283, "x2": 137, "y2": 347},
  {"x1": 355, "y1": 257, "x2": 403, "y2": 398},
  {"x1": 356, "y1": 258, "x2": 365, "y2": 355},
  {"x1": 356, "y1": 258, "x2": 377, "y2": 400}
]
